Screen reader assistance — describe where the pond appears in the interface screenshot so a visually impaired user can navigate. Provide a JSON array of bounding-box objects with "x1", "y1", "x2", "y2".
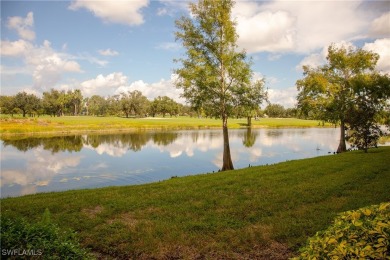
[{"x1": 1, "y1": 128, "x2": 349, "y2": 198}]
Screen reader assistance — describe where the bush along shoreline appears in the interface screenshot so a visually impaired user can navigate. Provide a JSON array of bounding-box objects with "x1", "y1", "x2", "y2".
[{"x1": 293, "y1": 202, "x2": 390, "y2": 259}]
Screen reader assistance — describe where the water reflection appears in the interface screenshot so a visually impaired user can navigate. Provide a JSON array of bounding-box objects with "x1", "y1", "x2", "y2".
[
  {"x1": 1, "y1": 128, "x2": 358, "y2": 198},
  {"x1": 241, "y1": 128, "x2": 258, "y2": 148}
]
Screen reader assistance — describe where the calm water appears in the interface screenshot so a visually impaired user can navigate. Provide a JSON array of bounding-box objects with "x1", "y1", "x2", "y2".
[{"x1": 1, "y1": 128, "x2": 349, "y2": 198}]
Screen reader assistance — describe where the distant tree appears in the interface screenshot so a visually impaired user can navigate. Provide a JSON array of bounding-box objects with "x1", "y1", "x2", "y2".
[
  {"x1": 88, "y1": 95, "x2": 107, "y2": 116},
  {"x1": 57, "y1": 90, "x2": 69, "y2": 116},
  {"x1": 149, "y1": 99, "x2": 159, "y2": 117},
  {"x1": 175, "y1": 0, "x2": 266, "y2": 170},
  {"x1": 68, "y1": 89, "x2": 83, "y2": 116},
  {"x1": 236, "y1": 78, "x2": 268, "y2": 126},
  {"x1": 265, "y1": 104, "x2": 286, "y2": 118},
  {"x1": 106, "y1": 95, "x2": 121, "y2": 116},
  {"x1": 285, "y1": 107, "x2": 298, "y2": 118},
  {"x1": 120, "y1": 90, "x2": 149, "y2": 118},
  {"x1": 13, "y1": 92, "x2": 40, "y2": 117},
  {"x1": 296, "y1": 44, "x2": 388, "y2": 153},
  {"x1": 0, "y1": 95, "x2": 16, "y2": 116},
  {"x1": 149, "y1": 96, "x2": 179, "y2": 117},
  {"x1": 42, "y1": 89, "x2": 62, "y2": 116}
]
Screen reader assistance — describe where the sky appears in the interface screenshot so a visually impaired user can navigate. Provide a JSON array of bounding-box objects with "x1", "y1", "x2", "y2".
[{"x1": 1, "y1": 0, "x2": 389, "y2": 108}]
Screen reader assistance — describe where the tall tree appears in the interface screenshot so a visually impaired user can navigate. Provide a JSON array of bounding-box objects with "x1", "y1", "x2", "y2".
[
  {"x1": 175, "y1": 0, "x2": 264, "y2": 170},
  {"x1": 296, "y1": 44, "x2": 384, "y2": 153}
]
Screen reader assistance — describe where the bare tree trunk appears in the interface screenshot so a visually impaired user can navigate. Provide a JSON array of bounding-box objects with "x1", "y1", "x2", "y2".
[
  {"x1": 337, "y1": 120, "x2": 347, "y2": 153},
  {"x1": 221, "y1": 115, "x2": 234, "y2": 171}
]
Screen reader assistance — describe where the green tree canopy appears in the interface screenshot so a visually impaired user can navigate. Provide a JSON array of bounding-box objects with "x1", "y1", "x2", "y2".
[
  {"x1": 265, "y1": 104, "x2": 286, "y2": 118},
  {"x1": 120, "y1": 90, "x2": 149, "y2": 118},
  {"x1": 13, "y1": 92, "x2": 41, "y2": 117},
  {"x1": 296, "y1": 44, "x2": 389, "y2": 153}
]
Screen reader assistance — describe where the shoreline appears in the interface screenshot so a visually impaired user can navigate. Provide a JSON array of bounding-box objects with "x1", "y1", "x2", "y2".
[{"x1": 0, "y1": 116, "x2": 333, "y2": 137}]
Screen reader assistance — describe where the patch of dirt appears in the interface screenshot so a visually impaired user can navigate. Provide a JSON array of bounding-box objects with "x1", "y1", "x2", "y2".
[
  {"x1": 248, "y1": 241, "x2": 294, "y2": 260},
  {"x1": 82, "y1": 205, "x2": 104, "y2": 218},
  {"x1": 107, "y1": 212, "x2": 138, "y2": 229},
  {"x1": 144, "y1": 241, "x2": 293, "y2": 260}
]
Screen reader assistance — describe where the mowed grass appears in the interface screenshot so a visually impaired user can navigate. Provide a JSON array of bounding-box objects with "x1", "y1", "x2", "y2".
[
  {"x1": 0, "y1": 115, "x2": 330, "y2": 135},
  {"x1": 1, "y1": 147, "x2": 389, "y2": 259}
]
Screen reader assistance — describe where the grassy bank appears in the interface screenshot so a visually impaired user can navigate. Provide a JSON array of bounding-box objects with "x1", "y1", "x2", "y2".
[
  {"x1": 1, "y1": 147, "x2": 389, "y2": 259},
  {"x1": 0, "y1": 116, "x2": 330, "y2": 135}
]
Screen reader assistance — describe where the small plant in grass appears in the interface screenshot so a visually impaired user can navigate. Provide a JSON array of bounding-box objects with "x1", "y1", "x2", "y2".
[
  {"x1": 292, "y1": 202, "x2": 390, "y2": 259},
  {"x1": 1, "y1": 209, "x2": 92, "y2": 259}
]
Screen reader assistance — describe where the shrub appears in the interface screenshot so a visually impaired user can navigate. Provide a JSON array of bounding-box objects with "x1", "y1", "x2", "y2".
[
  {"x1": 292, "y1": 202, "x2": 390, "y2": 259},
  {"x1": 1, "y1": 209, "x2": 92, "y2": 259}
]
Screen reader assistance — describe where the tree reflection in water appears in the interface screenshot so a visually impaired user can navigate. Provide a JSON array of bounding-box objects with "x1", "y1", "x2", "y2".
[{"x1": 1, "y1": 131, "x2": 180, "y2": 154}]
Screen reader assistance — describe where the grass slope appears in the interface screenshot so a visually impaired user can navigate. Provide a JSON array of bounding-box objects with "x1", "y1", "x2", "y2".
[
  {"x1": 0, "y1": 116, "x2": 329, "y2": 135},
  {"x1": 1, "y1": 147, "x2": 389, "y2": 259}
]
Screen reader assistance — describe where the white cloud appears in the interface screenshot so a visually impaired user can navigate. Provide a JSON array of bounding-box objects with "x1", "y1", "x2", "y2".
[
  {"x1": 85, "y1": 143, "x2": 128, "y2": 157},
  {"x1": 26, "y1": 40, "x2": 83, "y2": 89},
  {"x1": 1, "y1": 147, "x2": 82, "y2": 196},
  {"x1": 2, "y1": 12, "x2": 84, "y2": 91},
  {"x1": 296, "y1": 40, "x2": 390, "y2": 74},
  {"x1": 363, "y1": 38, "x2": 390, "y2": 74},
  {"x1": 235, "y1": 10, "x2": 296, "y2": 53},
  {"x1": 268, "y1": 87, "x2": 297, "y2": 108},
  {"x1": 7, "y1": 12, "x2": 35, "y2": 41},
  {"x1": 98, "y1": 48, "x2": 119, "y2": 56},
  {"x1": 1, "y1": 38, "x2": 83, "y2": 90},
  {"x1": 233, "y1": 1, "x2": 367, "y2": 54},
  {"x1": 80, "y1": 72, "x2": 128, "y2": 95},
  {"x1": 370, "y1": 12, "x2": 390, "y2": 37},
  {"x1": 0, "y1": 39, "x2": 32, "y2": 56},
  {"x1": 20, "y1": 87, "x2": 41, "y2": 96},
  {"x1": 69, "y1": 0, "x2": 149, "y2": 26},
  {"x1": 295, "y1": 53, "x2": 325, "y2": 71},
  {"x1": 115, "y1": 74, "x2": 184, "y2": 103}
]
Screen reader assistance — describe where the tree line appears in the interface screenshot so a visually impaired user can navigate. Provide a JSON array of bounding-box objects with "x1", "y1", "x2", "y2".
[
  {"x1": 0, "y1": 89, "x2": 186, "y2": 118},
  {"x1": 1, "y1": 88, "x2": 299, "y2": 119}
]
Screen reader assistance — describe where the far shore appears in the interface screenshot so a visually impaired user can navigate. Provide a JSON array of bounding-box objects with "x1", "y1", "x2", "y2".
[{"x1": 0, "y1": 115, "x2": 332, "y2": 136}]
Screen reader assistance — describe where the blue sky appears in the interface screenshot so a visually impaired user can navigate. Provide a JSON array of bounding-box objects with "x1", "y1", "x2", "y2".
[{"x1": 1, "y1": 0, "x2": 389, "y2": 107}]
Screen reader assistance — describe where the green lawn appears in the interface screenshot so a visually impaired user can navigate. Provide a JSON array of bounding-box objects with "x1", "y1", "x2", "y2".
[
  {"x1": 1, "y1": 147, "x2": 389, "y2": 259},
  {"x1": 0, "y1": 115, "x2": 330, "y2": 135}
]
